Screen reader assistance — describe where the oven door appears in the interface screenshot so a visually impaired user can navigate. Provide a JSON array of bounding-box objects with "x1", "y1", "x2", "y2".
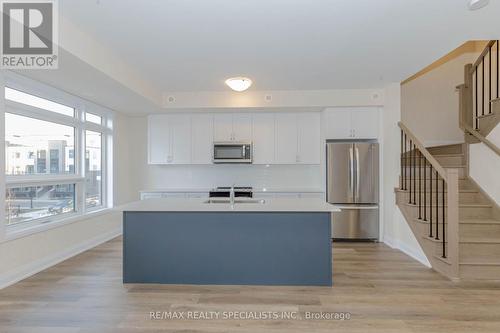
[{"x1": 213, "y1": 143, "x2": 252, "y2": 163}]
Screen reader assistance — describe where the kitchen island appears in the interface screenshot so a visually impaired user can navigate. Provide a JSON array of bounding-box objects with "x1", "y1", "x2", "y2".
[{"x1": 121, "y1": 198, "x2": 339, "y2": 286}]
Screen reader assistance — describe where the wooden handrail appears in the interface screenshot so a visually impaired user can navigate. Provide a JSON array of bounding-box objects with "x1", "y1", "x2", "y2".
[
  {"x1": 470, "y1": 40, "x2": 496, "y2": 73},
  {"x1": 463, "y1": 124, "x2": 500, "y2": 157},
  {"x1": 398, "y1": 122, "x2": 448, "y2": 181}
]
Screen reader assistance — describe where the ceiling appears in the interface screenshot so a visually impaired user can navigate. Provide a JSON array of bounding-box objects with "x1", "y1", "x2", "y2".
[
  {"x1": 60, "y1": 0, "x2": 500, "y2": 92},
  {"x1": 14, "y1": 0, "x2": 500, "y2": 113}
]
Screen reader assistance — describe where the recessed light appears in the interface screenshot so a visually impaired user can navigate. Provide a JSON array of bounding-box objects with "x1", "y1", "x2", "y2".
[
  {"x1": 225, "y1": 77, "x2": 252, "y2": 92},
  {"x1": 468, "y1": 0, "x2": 489, "y2": 10}
]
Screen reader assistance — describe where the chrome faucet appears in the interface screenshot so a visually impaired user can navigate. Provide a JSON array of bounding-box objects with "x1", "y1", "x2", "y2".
[{"x1": 229, "y1": 184, "x2": 235, "y2": 207}]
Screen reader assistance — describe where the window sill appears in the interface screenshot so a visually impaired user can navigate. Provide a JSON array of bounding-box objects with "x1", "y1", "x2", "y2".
[{"x1": 3, "y1": 208, "x2": 115, "y2": 243}]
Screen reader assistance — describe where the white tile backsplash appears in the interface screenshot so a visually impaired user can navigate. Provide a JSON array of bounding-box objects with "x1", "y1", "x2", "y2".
[{"x1": 143, "y1": 164, "x2": 322, "y2": 190}]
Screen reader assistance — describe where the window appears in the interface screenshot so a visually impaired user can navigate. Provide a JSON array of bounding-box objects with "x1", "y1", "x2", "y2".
[
  {"x1": 4, "y1": 75, "x2": 113, "y2": 230},
  {"x1": 5, "y1": 113, "x2": 75, "y2": 175},
  {"x1": 86, "y1": 112, "x2": 102, "y2": 125},
  {"x1": 5, "y1": 184, "x2": 76, "y2": 226},
  {"x1": 5, "y1": 87, "x2": 74, "y2": 117},
  {"x1": 85, "y1": 131, "x2": 102, "y2": 208}
]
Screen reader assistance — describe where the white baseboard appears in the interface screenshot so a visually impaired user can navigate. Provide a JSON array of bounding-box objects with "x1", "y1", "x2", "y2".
[
  {"x1": 383, "y1": 236, "x2": 431, "y2": 268},
  {"x1": 0, "y1": 228, "x2": 122, "y2": 290}
]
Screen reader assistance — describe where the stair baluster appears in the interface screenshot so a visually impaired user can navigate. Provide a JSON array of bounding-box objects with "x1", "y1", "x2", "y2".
[
  {"x1": 435, "y1": 169, "x2": 439, "y2": 241},
  {"x1": 418, "y1": 151, "x2": 422, "y2": 220},
  {"x1": 429, "y1": 163, "x2": 433, "y2": 238},
  {"x1": 442, "y1": 178, "x2": 446, "y2": 258}
]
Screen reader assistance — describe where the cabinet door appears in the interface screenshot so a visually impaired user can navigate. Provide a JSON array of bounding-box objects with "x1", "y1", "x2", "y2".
[
  {"x1": 275, "y1": 113, "x2": 298, "y2": 164},
  {"x1": 191, "y1": 114, "x2": 213, "y2": 164},
  {"x1": 252, "y1": 113, "x2": 275, "y2": 164},
  {"x1": 297, "y1": 113, "x2": 320, "y2": 164},
  {"x1": 232, "y1": 113, "x2": 252, "y2": 141},
  {"x1": 148, "y1": 115, "x2": 171, "y2": 164},
  {"x1": 351, "y1": 108, "x2": 379, "y2": 139},
  {"x1": 213, "y1": 113, "x2": 233, "y2": 141},
  {"x1": 323, "y1": 108, "x2": 352, "y2": 139},
  {"x1": 169, "y1": 114, "x2": 191, "y2": 164}
]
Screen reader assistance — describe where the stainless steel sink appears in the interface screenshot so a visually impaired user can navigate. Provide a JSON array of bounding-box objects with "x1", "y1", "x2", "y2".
[{"x1": 203, "y1": 199, "x2": 266, "y2": 204}]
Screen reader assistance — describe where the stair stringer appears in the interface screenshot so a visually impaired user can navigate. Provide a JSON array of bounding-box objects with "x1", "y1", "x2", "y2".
[{"x1": 395, "y1": 189, "x2": 454, "y2": 279}]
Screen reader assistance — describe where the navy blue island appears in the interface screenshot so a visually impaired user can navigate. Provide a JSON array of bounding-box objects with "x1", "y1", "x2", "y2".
[{"x1": 122, "y1": 198, "x2": 338, "y2": 286}]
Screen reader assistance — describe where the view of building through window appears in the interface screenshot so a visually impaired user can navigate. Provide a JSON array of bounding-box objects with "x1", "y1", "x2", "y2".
[
  {"x1": 5, "y1": 113, "x2": 75, "y2": 175},
  {"x1": 85, "y1": 130, "x2": 102, "y2": 208}
]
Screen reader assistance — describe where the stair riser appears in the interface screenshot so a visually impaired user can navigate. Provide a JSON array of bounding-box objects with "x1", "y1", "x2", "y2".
[
  {"x1": 460, "y1": 224, "x2": 500, "y2": 238},
  {"x1": 401, "y1": 167, "x2": 466, "y2": 178},
  {"x1": 460, "y1": 265, "x2": 500, "y2": 280},
  {"x1": 398, "y1": 178, "x2": 473, "y2": 189},
  {"x1": 400, "y1": 204, "x2": 492, "y2": 220},
  {"x1": 397, "y1": 191, "x2": 484, "y2": 204},
  {"x1": 434, "y1": 155, "x2": 466, "y2": 166},
  {"x1": 428, "y1": 145, "x2": 464, "y2": 155},
  {"x1": 460, "y1": 206, "x2": 493, "y2": 219},
  {"x1": 460, "y1": 243, "x2": 500, "y2": 260},
  {"x1": 401, "y1": 156, "x2": 465, "y2": 167}
]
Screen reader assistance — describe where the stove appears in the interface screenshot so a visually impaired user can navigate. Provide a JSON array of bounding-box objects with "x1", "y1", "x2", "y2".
[{"x1": 209, "y1": 186, "x2": 253, "y2": 198}]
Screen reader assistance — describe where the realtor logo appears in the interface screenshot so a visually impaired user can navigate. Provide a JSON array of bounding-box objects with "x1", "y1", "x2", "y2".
[{"x1": 1, "y1": 0, "x2": 58, "y2": 68}]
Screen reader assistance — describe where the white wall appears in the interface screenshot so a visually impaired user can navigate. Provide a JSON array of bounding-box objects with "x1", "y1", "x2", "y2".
[
  {"x1": 401, "y1": 42, "x2": 481, "y2": 147},
  {"x1": 381, "y1": 83, "x2": 429, "y2": 266},
  {"x1": 469, "y1": 123, "x2": 500, "y2": 206}
]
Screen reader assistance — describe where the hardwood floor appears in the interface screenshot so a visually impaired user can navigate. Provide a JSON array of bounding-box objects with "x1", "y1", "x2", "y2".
[{"x1": 1, "y1": 238, "x2": 500, "y2": 332}]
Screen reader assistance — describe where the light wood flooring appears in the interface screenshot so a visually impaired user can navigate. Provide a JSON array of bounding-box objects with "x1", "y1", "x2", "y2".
[{"x1": 1, "y1": 238, "x2": 500, "y2": 332}]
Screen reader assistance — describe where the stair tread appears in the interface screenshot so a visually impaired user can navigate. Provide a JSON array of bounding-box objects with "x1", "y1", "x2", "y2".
[
  {"x1": 461, "y1": 258, "x2": 500, "y2": 265},
  {"x1": 460, "y1": 218, "x2": 500, "y2": 224},
  {"x1": 431, "y1": 153, "x2": 465, "y2": 157}
]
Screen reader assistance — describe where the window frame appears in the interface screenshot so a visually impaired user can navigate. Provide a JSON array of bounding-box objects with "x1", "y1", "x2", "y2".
[{"x1": 3, "y1": 72, "x2": 114, "y2": 232}]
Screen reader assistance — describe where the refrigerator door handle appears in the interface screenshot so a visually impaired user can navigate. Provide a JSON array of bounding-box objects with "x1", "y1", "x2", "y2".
[
  {"x1": 355, "y1": 146, "x2": 360, "y2": 201},
  {"x1": 349, "y1": 146, "x2": 354, "y2": 200}
]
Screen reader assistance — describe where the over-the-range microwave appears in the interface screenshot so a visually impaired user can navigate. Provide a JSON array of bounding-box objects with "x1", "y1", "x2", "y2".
[{"x1": 213, "y1": 142, "x2": 252, "y2": 164}]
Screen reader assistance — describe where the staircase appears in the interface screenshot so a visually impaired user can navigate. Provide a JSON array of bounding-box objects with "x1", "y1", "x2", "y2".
[
  {"x1": 395, "y1": 139, "x2": 500, "y2": 280},
  {"x1": 396, "y1": 40, "x2": 500, "y2": 281}
]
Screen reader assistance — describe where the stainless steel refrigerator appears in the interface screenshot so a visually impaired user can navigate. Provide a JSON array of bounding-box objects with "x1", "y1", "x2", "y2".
[{"x1": 326, "y1": 140, "x2": 379, "y2": 240}]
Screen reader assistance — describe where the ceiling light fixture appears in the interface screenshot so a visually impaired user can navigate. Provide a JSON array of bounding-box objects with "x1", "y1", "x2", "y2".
[
  {"x1": 225, "y1": 77, "x2": 252, "y2": 92},
  {"x1": 468, "y1": 0, "x2": 489, "y2": 10}
]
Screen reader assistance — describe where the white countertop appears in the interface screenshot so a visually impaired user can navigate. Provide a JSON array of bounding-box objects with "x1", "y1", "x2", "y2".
[
  {"x1": 119, "y1": 198, "x2": 340, "y2": 213},
  {"x1": 140, "y1": 187, "x2": 325, "y2": 193}
]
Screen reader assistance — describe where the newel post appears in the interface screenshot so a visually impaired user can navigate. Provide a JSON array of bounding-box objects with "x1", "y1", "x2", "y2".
[
  {"x1": 460, "y1": 64, "x2": 474, "y2": 130},
  {"x1": 446, "y1": 169, "x2": 460, "y2": 280}
]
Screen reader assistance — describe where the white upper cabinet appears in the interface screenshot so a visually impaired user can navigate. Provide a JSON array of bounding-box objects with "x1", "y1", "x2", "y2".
[
  {"x1": 213, "y1": 113, "x2": 252, "y2": 142},
  {"x1": 351, "y1": 108, "x2": 379, "y2": 139},
  {"x1": 213, "y1": 113, "x2": 233, "y2": 141},
  {"x1": 232, "y1": 113, "x2": 252, "y2": 141},
  {"x1": 169, "y1": 115, "x2": 191, "y2": 164},
  {"x1": 148, "y1": 111, "x2": 322, "y2": 165},
  {"x1": 275, "y1": 113, "x2": 298, "y2": 164},
  {"x1": 148, "y1": 114, "x2": 191, "y2": 164},
  {"x1": 323, "y1": 108, "x2": 352, "y2": 139},
  {"x1": 323, "y1": 107, "x2": 379, "y2": 139},
  {"x1": 148, "y1": 115, "x2": 172, "y2": 164},
  {"x1": 191, "y1": 113, "x2": 213, "y2": 164},
  {"x1": 297, "y1": 112, "x2": 320, "y2": 164},
  {"x1": 252, "y1": 113, "x2": 275, "y2": 164}
]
